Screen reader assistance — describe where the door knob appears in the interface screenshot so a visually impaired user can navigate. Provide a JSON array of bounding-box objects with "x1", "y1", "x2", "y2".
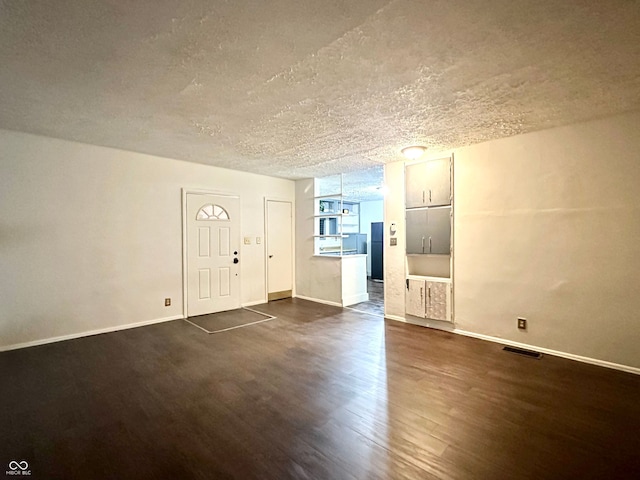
[{"x1": 233, "y1": 258, "x2": 239, "y2": 264}]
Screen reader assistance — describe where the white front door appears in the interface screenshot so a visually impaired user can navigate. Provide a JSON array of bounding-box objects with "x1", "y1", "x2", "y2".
[
  {"x1": 266, "y1": 200, "x2": 293, "y2": 301},
  {"x1": 186, "y1": 193, "x2": 240, "y2": 316}
]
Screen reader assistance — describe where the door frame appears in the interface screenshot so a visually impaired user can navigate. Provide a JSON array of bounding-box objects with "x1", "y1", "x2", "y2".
[
  {"x1": 264, "y1": 197, "x2": 295, "y2": 302},
  {"x1": 182, "y1": 188, "x2": 241, "y2": 319}
]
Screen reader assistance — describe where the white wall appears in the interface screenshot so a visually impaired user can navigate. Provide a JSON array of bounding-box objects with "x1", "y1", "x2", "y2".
[
  {"x1": 358, "y1": 200, "x2": 383, "y2": 276},
  {"x1": 385, "y1": 111, "x2": 640, "y2": 369},
  {"x1": 341, "y1": 255, "x2": 368, "y2": 306},
  {"x1": 384, "y1": 161, "x2": 408, "y2": 320},
  {"x1": 0, "y1": 129, "x2": 294, "y2": 350}
]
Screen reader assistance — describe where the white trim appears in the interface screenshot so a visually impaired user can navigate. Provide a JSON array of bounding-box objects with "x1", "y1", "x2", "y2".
[
  {"x1": 182, "y1": 187, "x2": 240, "y2": 197},
  {"x1": 342, "y1": 292, "x2": 369, "y2": 306},
  {"x1": 182, "y1": 318, "x2": 211, "y2": 334},
  {"x1": 314, "y1": 193, "x2": 343, "y2": 199},
  {"x1": 345, "y1": 307, "x2": 383, "y2": 318},
  {"x1": 406, "y1": 274, "x2": 451, "y2": 283},
  {"x1": 0, "y1": 315, "x2": 183, "y2": 352},
  {"x1": 182, "y1": 189, "x2": 188, "y2": 319},
  {"x1": 263, "y1": 197, "x2": 269, "y2": 302},
  {"x1": 241, "y1": 306, "x2": 276, "y2": 320},
  {"x1": 450, "y1": 152, "x2": 455, "y2": 323},
  {"x1": 455, "y1": 329, "x2": 640, "y2": 375},
  {"x1": 384, "y1": 314, "x2": 639, "y2": 375},
  {"x1": 294, "y1": 295, "x2": 342, "y2": 308},
  {"x1": 183, "y1": 306, "x2": 277, "y2": 334},
  {"x1": 204, "y1": 316, "x2": 275, "y2": 334},
  {"x1": 392, "y1": 313, "x2": 455, "y2": 331}
]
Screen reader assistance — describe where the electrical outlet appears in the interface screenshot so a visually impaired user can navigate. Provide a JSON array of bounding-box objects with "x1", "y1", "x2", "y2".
[
  {"x1": 256, "y1": 237, "x2": 261, "y2": 244},
  {"x1": 390, "y1": 238, "x2": 398, "y2": 246},
  {"x1": 165, "y1": 298, "x2": 171, "y2": 307},
  {"x1": 244, "y1": 237, "x2": 251, "y2": 245},
  {"x1": 517, "y1": 317, "x2": 527, "y2": 330}
]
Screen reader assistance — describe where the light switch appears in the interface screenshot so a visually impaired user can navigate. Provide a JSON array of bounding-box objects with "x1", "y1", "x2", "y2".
[
  {"x1": 256, "y1": 237, "x2": 261, "y2": 244},
  {"x1": 244, "y1": 237, "x2": 251, "y2": 245}
]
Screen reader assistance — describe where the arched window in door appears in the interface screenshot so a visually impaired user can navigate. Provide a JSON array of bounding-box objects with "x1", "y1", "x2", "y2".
[{"x1": 196, "y1": 204, "x2": 230, "y2": 221}]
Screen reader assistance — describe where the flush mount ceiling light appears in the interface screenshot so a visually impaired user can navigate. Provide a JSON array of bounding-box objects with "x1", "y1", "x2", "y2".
[{"x1": 401, "y1": 146, "x2": 427, "y2": 159}]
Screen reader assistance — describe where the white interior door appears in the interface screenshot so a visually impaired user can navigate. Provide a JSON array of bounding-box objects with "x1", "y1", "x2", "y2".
[
  {"x1": 266, "y1": 200, "x2": 292, "y2": 301},
  {"x1": 186, "y1": 193, "x2": 240, "y2": 316}
]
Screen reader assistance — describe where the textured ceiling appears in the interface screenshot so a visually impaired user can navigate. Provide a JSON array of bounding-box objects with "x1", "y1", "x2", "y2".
[
  {"x1": 1, "y1": 0, "x2": 639, "y2": 180},
  {"x1": 317, "y1": 166, "x2": 385, "y2": 202}
]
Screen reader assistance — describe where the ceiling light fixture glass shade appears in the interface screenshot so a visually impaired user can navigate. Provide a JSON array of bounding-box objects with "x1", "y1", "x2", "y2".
[{"x1": 401, "y1": 146, "x2": 427, "y2": 159}]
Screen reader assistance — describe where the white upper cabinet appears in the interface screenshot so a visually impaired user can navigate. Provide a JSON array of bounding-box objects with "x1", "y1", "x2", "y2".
[{"x1": 405, "y1": 158, "x2": 451, "y2": 208}]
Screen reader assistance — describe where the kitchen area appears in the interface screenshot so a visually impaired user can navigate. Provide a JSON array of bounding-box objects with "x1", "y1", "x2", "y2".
[
  {"x1": 311, "y1": 169, "x2": 384, "y2": 307},
  {"x1": 317, "y1": 199, "x2": 367, "y2": 255}
]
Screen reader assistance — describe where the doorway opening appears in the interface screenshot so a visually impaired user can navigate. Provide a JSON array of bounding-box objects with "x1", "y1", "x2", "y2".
[
  {"x1": 316, "y1": 167, "x2": 385, "y2": 316},
  {"x1": 266, "y1": 199, "x2": 293, "y2": 301}
]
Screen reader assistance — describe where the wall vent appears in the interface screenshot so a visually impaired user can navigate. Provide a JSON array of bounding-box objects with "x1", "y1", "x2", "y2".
[{"x1": 503, "y1": 346, "x2": 543, "y2": 359}]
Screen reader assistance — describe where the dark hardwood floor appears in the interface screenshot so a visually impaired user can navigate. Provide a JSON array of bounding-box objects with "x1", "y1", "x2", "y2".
[{"x1": 1, "y1": 298, "x2": 639, "y2": 479}]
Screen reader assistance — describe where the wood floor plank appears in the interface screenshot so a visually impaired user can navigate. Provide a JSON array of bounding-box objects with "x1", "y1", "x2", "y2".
[{"x1": 1, "y1": 298, "x2": 639, "y2": 479}]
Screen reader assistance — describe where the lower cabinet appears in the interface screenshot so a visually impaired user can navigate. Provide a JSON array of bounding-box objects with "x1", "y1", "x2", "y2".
[
  {"x1": 405, "y1": 276, "x2": 451, "y2": 322},
  {"x1": 406, "y1": 278, "x2": 427, "y2": 317}
]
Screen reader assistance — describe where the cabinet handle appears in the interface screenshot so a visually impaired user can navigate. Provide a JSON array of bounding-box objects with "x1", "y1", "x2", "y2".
[
  {"x1": 428, "y1": 286, "x2": 431, "y2": 300},
  {"x1": 422, "y1": 190, "x2": 425, "y2": 204},
  {"x1": 420, "y1": 287, "x2": 423, "y2": 301},
  {"x1": 421, "y1": 236, "x2": 425, "y2": 253},
  {"x1": 429, "y1": 236, "x2": 432, "y2": 253},
  {"x1": 429, "y1": 189, "x2": 432, "y2": 202}
]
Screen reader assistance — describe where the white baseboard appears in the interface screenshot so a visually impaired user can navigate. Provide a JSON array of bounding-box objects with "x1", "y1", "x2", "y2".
[
  {"x1": 0, "y1": 315, "x2": 184, "y2": 352},
  {"x1": 383, "y1": 314, "x2": 639, "y2": 375},
  {"x1": 455, "y1": 329, "x2": 640, "y2": 375},
  {"x1": 5, "y1": 309, "x2": 636, "y2": 375},
  {"x1": 342, "y1": 293, "x2": 369, "y2": 307},
  {"x1": 408, "y1": 315, "x2": 455, "y2": 331},
  {"x1": 294, "y1": 295, "x2": 343, "y2": 308}
]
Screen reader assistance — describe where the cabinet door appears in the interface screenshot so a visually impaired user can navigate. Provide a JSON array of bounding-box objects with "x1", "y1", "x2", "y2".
[
  {"x1": 405, "y1": 162, "x2": 427, "y2": 208},
  {"x1": 427, "y1": 206, "x2": 451, "y2": 254},
  {"x1": 426, "y1": 281, "x2": 448, "y2": 321},
  {"x1": 406, "y1": 209, "x2": 428, "y2": 254},
  {"x1": 425, "y1": 158, "x2": 451, "y2": 207},
  {"x1": 406, "y1": 158, "x2": 451, "y2": 208},
  {"x1": 406, "y1": 279, "x2": 426, "y2": 317}
]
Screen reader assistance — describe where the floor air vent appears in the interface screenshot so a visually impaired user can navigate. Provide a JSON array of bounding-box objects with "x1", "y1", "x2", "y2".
[{"x1": 503, "y1": 346, "x2": 543, "y2": 359}]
